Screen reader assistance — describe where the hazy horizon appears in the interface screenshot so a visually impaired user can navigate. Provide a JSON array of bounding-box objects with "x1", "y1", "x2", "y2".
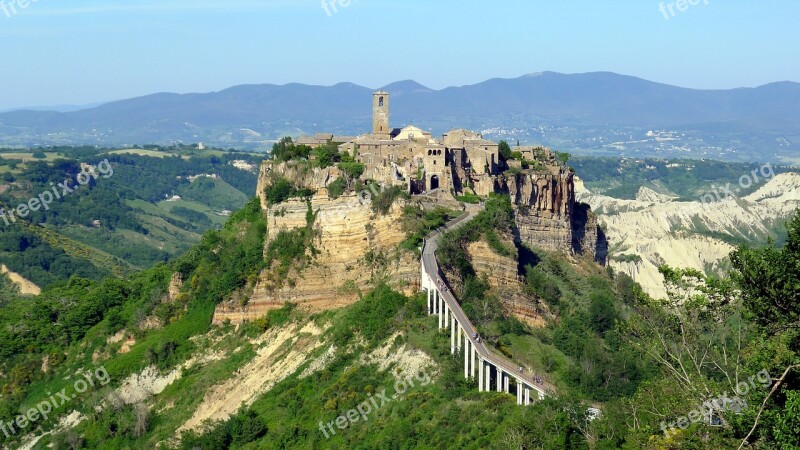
[
  {"x1": 0, "y1": 0, "x2": 798, "y2": 110},
  {"x1": 3, "y1": 70, "x2": 798, "y2": 114}
]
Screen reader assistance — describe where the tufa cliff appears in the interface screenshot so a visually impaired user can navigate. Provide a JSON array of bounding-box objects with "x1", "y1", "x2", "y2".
[
  {"x1": 213, "y1": 161, "x2": 418, "y2": 324},
  {"x1": 496, "y1": 165, "x2": 607, "y2": 265},
  {"x1": 214, "y1": 148, "x2": 607, "y2": 324}
]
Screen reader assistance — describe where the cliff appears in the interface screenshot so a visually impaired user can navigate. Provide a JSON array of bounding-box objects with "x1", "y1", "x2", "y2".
[
  {"x1": 497, "y1": 167, "x2": 607, "y2": 263},
  {"x1": 213, "y1": 161, "x2": 417, "y2": 324},
  {"x1": 465, "y1": 237, "x2": 547, "y2": 327}
]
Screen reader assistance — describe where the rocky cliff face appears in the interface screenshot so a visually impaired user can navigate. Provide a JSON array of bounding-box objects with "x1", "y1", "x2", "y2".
[
  {"x1": 255, "y1": 160, "x2": 341, "y2": 209},
  {"x1": 216, "y1": 156, "x2": 607, "y2": 324},
  {"x1": 497, "y1": 167, "x2": 606, "y2": 263},
  {"x1": 214, "y1": 161, "x2": 417, "y2": 324}
]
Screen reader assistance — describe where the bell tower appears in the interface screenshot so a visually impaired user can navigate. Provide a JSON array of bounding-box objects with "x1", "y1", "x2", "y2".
[{"x1": 372, "y1": 91, "x2": 390, "y2": 137}]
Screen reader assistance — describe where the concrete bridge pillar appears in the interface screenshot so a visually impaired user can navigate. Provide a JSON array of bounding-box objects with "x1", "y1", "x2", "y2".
[
  {"x1": 485, "y1": 364, "x2": 491, "y2": 392},
  {"x1": 517, "y1": 383, "x2": 523, "y2": 405},
  {"x1": 470, "y1": 344, "x2": 476, "y2": 378},
  {"x1": 463, "y1": 339, "x2": 469, "y2": 379},
  {"x1": 497, "y1": 369, "x2": 503, "y2": 393},
  {"x1": 478, "y1": 359, "x2": 484, "y2": 392},
  {"x1": 450, "y1": 315, "x2": 456, "y2": 354},
  {"x1": 524, "y1": 388, "x2": 530, "y2": 406},
  {"x1": 426, "y1": 288, "x2": 431, "y2": 314},
  {"x1": 437, "y1": 292, "x2": 443, "y2": 329}
]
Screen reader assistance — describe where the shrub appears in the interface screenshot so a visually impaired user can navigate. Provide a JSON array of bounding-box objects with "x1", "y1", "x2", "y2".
[
  {"x1": 331, "y1": 284, "x2": 408, "y2": 347},
  {"x1": 263, "y1": 177, "x2": 314, "y2": 206},
  {"x1": 371, "y1": 185, "x2": 407, "y2": 215},
  {"x1": 327, "y1": 177, "x2": 347, "y2": 199}
]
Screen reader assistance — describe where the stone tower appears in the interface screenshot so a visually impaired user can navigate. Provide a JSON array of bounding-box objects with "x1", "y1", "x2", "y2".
[{"x1": 373, "y1": 90, "x2": 390, "y2": 137}]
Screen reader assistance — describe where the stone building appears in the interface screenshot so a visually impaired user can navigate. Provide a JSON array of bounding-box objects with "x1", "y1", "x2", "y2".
[
  {"x1": 337, "y1": 91, "x2": 500, "y2": 195},
  {"x1": 291, "y1": 90, "x2": 607, "y2": 263}
]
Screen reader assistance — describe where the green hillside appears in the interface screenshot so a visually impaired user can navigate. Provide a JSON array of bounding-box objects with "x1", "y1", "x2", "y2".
[
  {"x1": 0, "y1": 145, "x2": 262, "y2": 289},
  {"x1": 0, "y1": 187, "x2": 796, "y2": 449}
]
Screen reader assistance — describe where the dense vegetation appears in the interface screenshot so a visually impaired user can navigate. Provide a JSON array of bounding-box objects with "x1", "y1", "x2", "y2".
[
  {"x1": 0, "y1": 225, "x2": 112, "y2": 286},
  {"x1": 0, "y1": 145, "x2": 261, "y2": 288},
  {"x1": 0, "y1": 196, "x2": 270, "y2": 448},
  {"x1": 1, "y1": 143, "x2": 798, "y2": 448},
  {"x1": 435, "y1": 193, "x2": 800, "y2": 448},
  {"x1": 400, "y1": 205, "x2": 459, "y2": 251}
]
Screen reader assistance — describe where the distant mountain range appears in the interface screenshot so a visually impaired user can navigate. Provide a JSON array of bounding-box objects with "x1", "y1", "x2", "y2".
[{"x1": 1, "y1": 72, "x2": 798, "y2": 162}]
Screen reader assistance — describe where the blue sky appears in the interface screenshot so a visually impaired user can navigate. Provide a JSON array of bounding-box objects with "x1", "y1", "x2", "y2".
[{"x1": 0, "y1": 0, "x2": 797, "y2": 110}]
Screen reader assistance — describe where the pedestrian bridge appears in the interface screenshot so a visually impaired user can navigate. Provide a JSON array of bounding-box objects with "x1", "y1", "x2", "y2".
[{"x1": 420, "y1": 210, "x2": 555, "y2": 405}]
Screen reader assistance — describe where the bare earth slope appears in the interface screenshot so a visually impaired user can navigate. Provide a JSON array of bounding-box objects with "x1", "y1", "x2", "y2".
[{"x1": 577, "y1": 173, "x2": 800, "y2": 298}]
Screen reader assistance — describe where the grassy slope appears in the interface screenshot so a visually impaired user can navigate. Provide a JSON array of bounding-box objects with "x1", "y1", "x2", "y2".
[{"x1": 0, "y1": 149, "x2": 258, "y2": 288}]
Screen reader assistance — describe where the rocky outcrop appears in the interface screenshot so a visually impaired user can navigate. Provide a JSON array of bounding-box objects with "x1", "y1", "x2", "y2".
[
  {"x1": 465, "y1": 239, "x2": 545, "y2": 326},
  {"x1": 214, "y1": 161, "x2": 418, "y2": 324},
  {"x1": 167, "y1": 272, "x2": 183, "y2": 302},
  {"x1": 497, "y1": 167, "x2": 606, "y2": 263},
  {"x1": 571, "y1": 203, "x2": 608, "y2": 265},
  {"x1": 256, "y1": 160, "x2": 342, "y2": 209}
]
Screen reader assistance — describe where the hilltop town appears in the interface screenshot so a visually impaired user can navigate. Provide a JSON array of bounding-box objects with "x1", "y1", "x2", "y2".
[
  {"x1": 210, "y1": 92, "x2": 607, "y2": 324},
  {"x1": 294, "y1": 91, "x2": 607, "y2": 261}
]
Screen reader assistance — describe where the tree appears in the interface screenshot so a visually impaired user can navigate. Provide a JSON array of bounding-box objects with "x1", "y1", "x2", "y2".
[
  {"x1": 314, "y1": 143, "x2": 341, "y2": 168},
  {"x1": 327, "y1": 177, "x2": 347, "y2": 199},
  {"x1": 625, "y1": 265, "x2": 747, "y2": 427},
  {"x1": 589, "y1": 292, "x2": 617, "y2": 335},
  {"x1": 730, "y1": 210, "x2": 800, "y2": 334},
  {"x1": 729, "y1": 211, "x2": 800, "y2": 449},
  {"x1": 337, "y1": 162, "x2": 365, "y2": 189},
  {"x1": 498, "y1": 140, "x2": 512, "y2": 160},
  {"x1": 271, "y1": 137, "x2": 311, "y2": 162}
]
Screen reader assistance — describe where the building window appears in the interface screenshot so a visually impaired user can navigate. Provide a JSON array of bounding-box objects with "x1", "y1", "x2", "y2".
[{"x1": 379, "y1": 97, "x2": 384, "y2": 107}]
